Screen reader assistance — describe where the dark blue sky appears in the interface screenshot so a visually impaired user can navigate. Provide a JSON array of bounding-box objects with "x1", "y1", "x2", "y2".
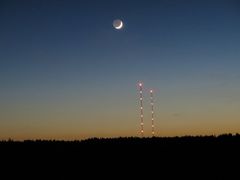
[{"x1": 1, "y1": 0, "x2": 240, "y2": 139}]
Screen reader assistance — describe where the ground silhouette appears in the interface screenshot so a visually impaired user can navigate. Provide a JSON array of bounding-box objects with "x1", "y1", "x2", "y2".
[{"x1": 1, "y1": 134, "x2": 240, "y2": 178}]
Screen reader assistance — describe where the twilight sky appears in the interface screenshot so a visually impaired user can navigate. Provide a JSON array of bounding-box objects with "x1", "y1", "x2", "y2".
[{"x1": 1, "y1": 0, "x2": 240, "y2": 140}]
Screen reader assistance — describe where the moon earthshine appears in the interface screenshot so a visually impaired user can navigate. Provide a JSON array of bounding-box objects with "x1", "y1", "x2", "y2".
[{"x1": 113, "y1": 19, "x2": 123, "y2": 29}]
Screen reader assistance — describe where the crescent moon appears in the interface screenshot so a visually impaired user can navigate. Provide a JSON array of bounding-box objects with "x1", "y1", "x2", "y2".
[{"x1": 115, "y1": 21, "x2": 123, "y2": 29}]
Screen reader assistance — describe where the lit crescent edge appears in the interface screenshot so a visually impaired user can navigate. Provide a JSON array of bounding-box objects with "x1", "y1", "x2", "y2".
[{"x1": 115, "y1": 21, "x2": 123, "y2": 29}]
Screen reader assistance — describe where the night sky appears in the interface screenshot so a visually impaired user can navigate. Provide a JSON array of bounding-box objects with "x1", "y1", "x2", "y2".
[{"x1": 1, "y1": 0, "x2": 240, "y2": 140}]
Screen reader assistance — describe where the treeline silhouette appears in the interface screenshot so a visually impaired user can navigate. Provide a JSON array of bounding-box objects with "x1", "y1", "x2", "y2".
[
  {"x1": 1, "y1": 133, "x2": 240, "y2": 144},
  {"x1": 1, "y1": 133, "x2": 240, "y2": 153}
]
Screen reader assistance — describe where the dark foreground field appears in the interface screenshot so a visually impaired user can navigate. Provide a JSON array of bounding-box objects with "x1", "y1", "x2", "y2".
[{"x1": 1, "y1": 134, "x2": 240, "y2": 178}]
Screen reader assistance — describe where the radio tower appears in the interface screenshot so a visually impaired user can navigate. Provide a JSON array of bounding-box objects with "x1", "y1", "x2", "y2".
[
  {"x1": 150, "y1": 89, "x2": 155, "y2": 137},
  {"x1": 138, "y1": 82, "x2": 144, "y2": 137}
]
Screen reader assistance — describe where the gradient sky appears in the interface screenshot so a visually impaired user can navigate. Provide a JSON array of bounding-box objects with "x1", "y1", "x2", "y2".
[{"x1": 1, "y1": 0, "x2": 240, "y2": 140}]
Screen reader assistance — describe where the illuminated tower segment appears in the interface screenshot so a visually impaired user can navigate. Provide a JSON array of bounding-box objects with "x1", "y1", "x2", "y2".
[
  {"x1": 138, "y1": 83, "x2": 144, "y2": 137},
  {"x1": 150, "y1": 90, "x2": 155, "y2": 136}
]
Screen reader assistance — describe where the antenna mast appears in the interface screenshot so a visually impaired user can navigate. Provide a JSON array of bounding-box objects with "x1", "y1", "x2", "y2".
[
  {"x1": 138, "y1": 83, "x2": 144, "y2": 137},
  {"x1": 150, "y1": 90, "x2": 155, "y2": 137}
]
